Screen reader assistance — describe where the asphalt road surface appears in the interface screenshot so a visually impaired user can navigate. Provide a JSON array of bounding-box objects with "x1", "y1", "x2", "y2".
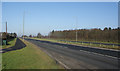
[
  {"x1": 2, "y1": 38, "x2": 26, "y2": 53},
  {"x1": 25, "y1": 38, "x2": 119, "y2": 69}
]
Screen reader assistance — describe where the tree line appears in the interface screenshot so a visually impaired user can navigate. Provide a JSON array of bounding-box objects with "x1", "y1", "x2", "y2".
[
  {"x1": 0, "y1": 32, "x2": 17, "y2": 40},
  {"x1": 49, "y1": 27, "x2": 119, "y2": 43}
]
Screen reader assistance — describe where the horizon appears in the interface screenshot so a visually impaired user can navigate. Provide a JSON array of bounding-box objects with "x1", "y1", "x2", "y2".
[
  {"x1": 1, "y1": 26, "x2": 119, "y2": 37},
  {"x1": 2, "y1": 2, "x2": 118, "y2": 36}
]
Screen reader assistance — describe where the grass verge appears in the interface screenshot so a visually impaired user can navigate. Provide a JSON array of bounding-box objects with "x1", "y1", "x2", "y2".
[
  {"x1": 30, "y1": 38, "x2": 119, "y2": 50},
  {"x1": 2, "y1": 38, "x2": 63, "y2": 69}
]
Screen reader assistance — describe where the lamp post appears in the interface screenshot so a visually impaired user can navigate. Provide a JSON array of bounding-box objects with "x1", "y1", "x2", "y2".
[
  {"x1": 75, "y1": 17, "x2": 78, "y2": 42},
  {"x1": 23, "y1": 12, "x2": 25, "y2": 41},
  {"x1": 49, "y1": 26, "x2": 51, "y2": 39},
  {"x1": 6, "y1": 21, "x2": 7, "y2": 34}
]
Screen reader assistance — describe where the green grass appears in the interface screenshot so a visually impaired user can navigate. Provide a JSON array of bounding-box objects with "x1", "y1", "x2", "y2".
[
  {"x1": 30, "y1": 38, "x2": 119, "y2": 50},
  {"x1": 2, "y1": 38, "x2": 63, "y2": 69},
  {"x1": 0, "y1": 52, "x2": 2, "y2": 71},
  {"x1": 2, "y1": 38, "x2": 17, "y2": 49}
]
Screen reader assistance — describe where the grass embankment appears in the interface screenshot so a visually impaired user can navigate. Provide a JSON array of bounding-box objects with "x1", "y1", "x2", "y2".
[
  {"x1": 30, "y1": 38, "x2": 119, "y2": 50},
  {"x1": 2, "y1": 38, "x2": 63, "y2": 69},
  {"x1": 2, "y1": 38, "x2": 17, "y2": 49}
]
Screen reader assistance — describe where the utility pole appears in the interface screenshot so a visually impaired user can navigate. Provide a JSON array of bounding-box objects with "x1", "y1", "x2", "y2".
[
  {"x1": 75, "y1": 17, "x2": 78, "y2": 42},
  {"x1": 49, "y1": 26, "x2": 50, "y2": 39},
  {"x1": 49, "y1": 33, "x2": 50, "y2": 39},
  {"x1": 23, "y1": 12, "x2": 25, "y2": 41},
  {"x1": 6, "y1": 21, "x2": 7, "y2": 34},
  {"x1": 6, "y1": 21, "x2": 7, "y2": 41}
]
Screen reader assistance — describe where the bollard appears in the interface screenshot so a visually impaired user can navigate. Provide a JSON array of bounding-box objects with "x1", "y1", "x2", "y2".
[{"x1": 3, "y1": 40, "x2": 7, "y2": 45}]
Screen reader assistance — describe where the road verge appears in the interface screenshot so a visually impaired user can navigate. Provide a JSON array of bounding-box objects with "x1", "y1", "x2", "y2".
[{"x1": 2, "y1": 38, "x2": 63, "y2": 69}]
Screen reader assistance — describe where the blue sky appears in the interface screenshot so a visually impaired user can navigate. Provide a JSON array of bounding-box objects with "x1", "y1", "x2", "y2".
[{"x1": 2, "y1": 2, "x2": 118, "y2": 36}]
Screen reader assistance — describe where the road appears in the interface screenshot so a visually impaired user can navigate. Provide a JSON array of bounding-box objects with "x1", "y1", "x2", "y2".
[
  {"x1": 25, "y1": 38, "x2": 119, "y2": 69},
  {"x1": 2, "y1": 38, "x2": 26, "y2": 53}
]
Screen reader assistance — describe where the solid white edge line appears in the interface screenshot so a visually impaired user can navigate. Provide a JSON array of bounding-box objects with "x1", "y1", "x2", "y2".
[
  {"x1": 42, "y1": 48, "x2": 71, "y2": 69},
  {"x1": 55, "y1": 58, "x2": 71, "y2": 69}
]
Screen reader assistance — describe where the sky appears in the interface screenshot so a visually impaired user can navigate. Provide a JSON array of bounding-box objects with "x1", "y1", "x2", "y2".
[{"x1": 2, "y1": 2, "x2": 118, "y2": 36}]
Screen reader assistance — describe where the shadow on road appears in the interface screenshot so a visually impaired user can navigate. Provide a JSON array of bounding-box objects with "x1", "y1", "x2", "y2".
[{"x1": 2, "y1": 38, "x2": 26, "y2": 53}]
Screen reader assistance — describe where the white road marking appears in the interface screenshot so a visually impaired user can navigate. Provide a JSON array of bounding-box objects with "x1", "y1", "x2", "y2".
[
  {"x1": 42, "y1": 49, "x2": 70, "y2": 69},
  {"x1": 55, "y1": 58, "x2": 71, "y2": 69},
  {"x1": 79, "y1": 50, "x2": 90, "y2": 53},
  {"x1": 0, "y1": 51, "x2": 2, "y2": 53},
  {"x1": 79, "y1": 50, "x2": 119, "y2": 59},
  {"x1": 64, "y1": 47, "x2": 68, "y2": 48}
]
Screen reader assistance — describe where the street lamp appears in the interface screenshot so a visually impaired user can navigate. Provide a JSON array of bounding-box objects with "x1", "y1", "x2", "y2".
[
  {"x1": 23, "y1": 12, "x2": 25, "y2": 41},
  {"x1": 75, "y1": 17, "x2": 78, "y2": 42}
]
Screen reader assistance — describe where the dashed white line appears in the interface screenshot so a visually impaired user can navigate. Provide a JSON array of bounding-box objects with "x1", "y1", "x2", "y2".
[
  {"x1": 79, "y1": 50, "x2": 119, "y2": 59},
  {"x1": 64, "y1": 47, "x2": 68, "y2": 48},
  {"x1": 79, "y1": 50, "x2": 90, "y2": 53}
]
